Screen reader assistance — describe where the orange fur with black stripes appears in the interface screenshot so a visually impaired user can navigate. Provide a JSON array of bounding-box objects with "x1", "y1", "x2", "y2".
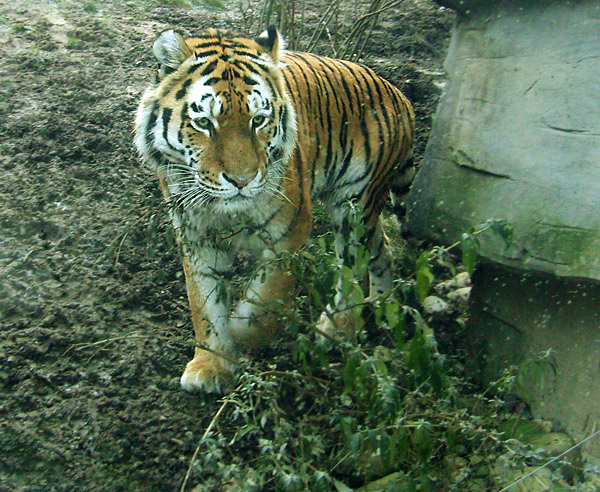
[{"x1": 135, "y1": 27, "x2": 414, "y2": 392}]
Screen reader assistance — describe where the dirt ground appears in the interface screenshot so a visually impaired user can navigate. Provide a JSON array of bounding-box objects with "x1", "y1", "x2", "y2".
[{"x1": 0, "y1": 1, "x2": 454, "y2": 490}]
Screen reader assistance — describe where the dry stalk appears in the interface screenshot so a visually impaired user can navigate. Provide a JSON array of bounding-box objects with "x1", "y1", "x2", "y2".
[{"x1": 179, "y1": 388, "x2": 243, "y2": 492}]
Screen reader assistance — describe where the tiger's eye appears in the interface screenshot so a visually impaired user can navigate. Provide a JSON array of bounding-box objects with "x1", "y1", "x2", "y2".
[
  {"x1": 192, "y1": 117, "x2": 213, "y2": 132},
  {"x1": 252, "y1": 115, "x2": 267, "y2": 128}
]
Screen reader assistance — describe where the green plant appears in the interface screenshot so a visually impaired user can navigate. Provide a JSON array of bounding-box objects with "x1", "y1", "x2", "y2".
[
  {"x1": 413, "y1": 218, "x2": 513, "y2": 304},
  {"x1": 178, "y1": 209, "x2": 593, "y2": 490},
  {"x1": 177, "y1": 208, "x2": 558, "y2": 491}
]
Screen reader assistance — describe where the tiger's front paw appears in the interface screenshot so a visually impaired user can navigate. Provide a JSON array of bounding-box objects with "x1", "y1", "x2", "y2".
[{"x1": 180, "y1": 350, "x2": 235, "y2": 394}]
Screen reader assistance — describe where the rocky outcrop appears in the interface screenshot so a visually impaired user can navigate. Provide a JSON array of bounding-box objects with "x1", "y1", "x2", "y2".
[
  {"x1": 407, "y1": 0, "x2": 600, "y2": 281},
  {"x1": 407, "y1": 0, "x2": 600, "y2": 463}
]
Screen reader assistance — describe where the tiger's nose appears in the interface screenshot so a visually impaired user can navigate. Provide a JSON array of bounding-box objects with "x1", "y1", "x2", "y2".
[{"x1": 222, "y1": 171, "x2": 257, "y2": 189}]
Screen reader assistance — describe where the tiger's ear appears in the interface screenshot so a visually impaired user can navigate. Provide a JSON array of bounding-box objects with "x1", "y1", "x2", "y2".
[
  {"x1": 255, "y1": 26, "x2": 284, "y2": 64},
  {"x1": 153, "y1": 30, "x2": 192, "y2": 79}
]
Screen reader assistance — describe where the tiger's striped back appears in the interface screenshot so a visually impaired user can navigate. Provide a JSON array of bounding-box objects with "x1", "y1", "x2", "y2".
[{"x1": 282, "y1": 51, "x2": 414, "y2": 228}]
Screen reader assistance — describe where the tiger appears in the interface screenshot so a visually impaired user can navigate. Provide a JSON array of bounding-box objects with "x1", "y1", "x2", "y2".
[{"x1": 135, "y1": 27, "x2": 414, "y2": 393}]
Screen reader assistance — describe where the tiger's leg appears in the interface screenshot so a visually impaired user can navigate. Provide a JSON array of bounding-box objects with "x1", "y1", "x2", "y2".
[
  {"x1": 316, "y1": 205, "x2": 364, "y2": 339},
  {"x1": 179, "y1": 247, "x2": 236, "y2": 393},
  {"x1": 317, "y1": 208, "x2": 394, "y2": 339},
  {"x1": 230, "y1": 204, "x2": 312, "y2": 348},
  {"x1": 367, "y1": 155, "x2": 415, "y2": 294},
  {"x1": 230, "y1": 254, "x2": 295, "y2": 348},
  {"x1": 363, "y1": 154, "x2": 415, "y2": 296},
  {"x1": 366, "y1": 217, "x2": 394, "y2": 298}
]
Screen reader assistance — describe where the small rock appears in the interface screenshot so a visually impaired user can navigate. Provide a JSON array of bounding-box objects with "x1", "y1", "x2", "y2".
[
  {"x1": 435, "y1": 272, "x2": 472, "y2": 295},
  {"x1": 454, "y1": 272, "x2": 471, "y2": 288},
  {"x1": 435, "y1": 278, "x2": 456, "y2": 293},
  {"x1": 529, "y1": 432, "x2": 575, "y2": 458},
  {"x1": 447, "y1": 286, "x2": 471, "y2": 303},
  {"x1": 422, "y1": 295, "x2": 451, "y2": 315},
  {"x1": 494, "y1": 466, "x2": 569, "y2": 492}
]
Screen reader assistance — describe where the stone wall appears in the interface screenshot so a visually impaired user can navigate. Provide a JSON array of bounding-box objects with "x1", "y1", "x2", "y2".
[
  {"x1": 407, "y1": 0, "x2": 600, "y2": 280},
  {"x1": 468, "y1": 265, "x2": 600, "y2": 461},
  {"x1": 407, "y1": 0, "x2": 600, "y2": 461}
]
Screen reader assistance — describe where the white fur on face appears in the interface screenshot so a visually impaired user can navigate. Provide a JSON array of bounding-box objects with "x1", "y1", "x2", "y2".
[
  {"x1": 188, "y1": 78, "x2": 222, "y2": 133},
  {"x1": 246, "y1": 74, "x2": 273, "y2": 122}
]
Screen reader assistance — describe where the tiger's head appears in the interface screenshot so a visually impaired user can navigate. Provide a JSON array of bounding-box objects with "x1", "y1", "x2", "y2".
[{"x1": 135, "y1": 28, "x2": 297, "y2": 213}]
